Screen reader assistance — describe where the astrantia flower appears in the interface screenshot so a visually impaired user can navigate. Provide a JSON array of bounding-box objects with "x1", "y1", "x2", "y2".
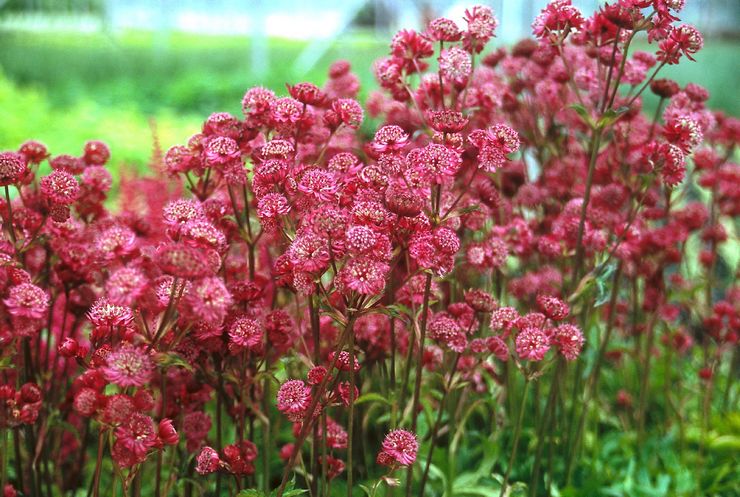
[
  {"x1": 203, "y1": 136, "x2": 240, "y2": 168},
  {"x1": 663, "y1": 116, "x2": 702, "y2": 154},
  {"x1": 277, "y1": 380, "x2": 312, "y2": 422},
  {"x1": 114, "y1": 413, "x2": 156, "y2": 460},
  {"x1": 270, "y1": 97, "x2": 303, "y2": 126},
  {"x1": 465, "y1": 289, "x2": 497, "y2": 313},
  {"x1": 439, "y1": 47, "x2": 472, "y2": 86},
  {"x1": 18, "y1": 140, "x2": 49, "y2": 164},
  {"x1": 158, "y1": 419, "x2": 179, "y2": 446},
  {"x1": 223, "y1": 440, "x2": 258, "y2": 475},
  {"x1": 196, "y1": 446, "x2": 221, "y2": 475},
  {"x1": 463, "y1": 5, "x2": 498, "y2": 53},
  {"x1": 553, "y1": 324, "x2": 585, "y2": 360},
  {"x1": 657, "y1": 24, "x2": 703, "y2": 64},
  {"x1": 469, "y1": 124, "x2": 520, "y2": 172},
  {"x1": 83, "y1": 140, "x2": 110, "y2": 166},
  {"x1": 486, "y1": 336, "x2": 510, "y2": 361},
  {"x1": 156, "y1": 243, "x2": 212, "y2": 279},
  {"x1": 0, "y1": 152, "x2": 26, "y2": 187},
  {"x1": 40, "y1": 170, "x2": 80, "y2": 205},
  {"x1": 4, "y1": 283, "x2": 49, "y2": 320},
  {"x1": 536, "y1": 295, "x2": 569, "y2": 321},
  {"x1": 242, "y1": 86, "x2": 275, "y2": 117},
  {"x1": 329, "y1": 98, "x2": 364, "y2": 129},
  {"x1": 87, "y1": 298, "x2": 134, "y2": 332},
  {"x1": 532, "y1": 0, "x2": 584, "y2": 39},
  {"x1": 407, "y1": 143, "x2": 462, "y2": 183},
  {"x1": 187, "y1": 277, "x2": 233, "y2": 324},
  {"x1": 378, "y1": 430, "x2": 418, "y2": 467},
  {"x1": 515, "y1": 327, "x2": 551, "y2": 361},
  {"x1": 426, "y1": 17, "x2": 462, "y2": 42},
  {"x1": 228, "y1": 316, "x2": 263, "y2": 352},
  {"x1": 390, "y1": 29, "x2": 434, "y2": 72},
  {"x1": 94, "y1": 224, "x2": 137, "y2": 260},
  {"x1": 339, "y1": 258, "x2": 389, "y2": 296},
  {"x1": 427, "y1": 110, "x2": 469, "y2": 134},
  {"x1": 371, "y1": 125, "x2": 409, "y2": 154},
  {"x1": 103, "y1": 345, "x2": 154, "y2": 387},
  {"x1": 287, "y1": 82, "x2": 327, "y2": 106}
]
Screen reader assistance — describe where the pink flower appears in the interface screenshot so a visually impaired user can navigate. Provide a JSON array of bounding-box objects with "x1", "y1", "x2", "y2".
[
  {"x1": 0, "y1": 152, "x2": 26, "y2": 187},
  {"x1": 228, "y1": 316, "x2": 263, "y2": 352},
  {"x1": 532, "y1": 0, "x2": 584, "y2": 39},
  {"x1": 114, "y1": 413, "x2": 156, "y2": 460},
  {"x1": 536, "y1": 295, "x2": 570, "y2": 321},
  {"x1": 87, "y1": 298, "x2": 134, "y2": 331},
  {"x1": 407, "y1": 143, "x2": 462, "y2": 183},
  {"x1": 4, "y1": 283, "x2": 49, "y2": 320},
  {"x1": 339, "y1": 258, "x2": 389, "y2": 296},
  {"x1": 83, "y1": 140, "x2": 110, "y2": 165},
  {"x1": 378, "y1": 430, "x2": 418, "y2": 467},
  {"x1": 515, "y1": 327, "x2": 551, "y2": 361},
  {"x1": 158, "y1": 419, "x2": 179, "y2": 446},
  {"x1": 553, "y1": 324, "x2": 584, "y2": 360},
  {"x1": 277, "y1": 380, "x2": 312, "y2": 421},
  {"x1": 102, "y1": 345, "x2": 154, "y2": 387},
  {"x1": 371, "y1": 125, "x2": 409, "y2": 154},
  {"x1": 40, "y1": 170, "x2": 80, "y2": 205},
  {"x1": 469, "y1": 124, "x2": 520, "y2": 172},
  {"x1": 196, "y1": 446, "x2": 221, "y2": 475}
]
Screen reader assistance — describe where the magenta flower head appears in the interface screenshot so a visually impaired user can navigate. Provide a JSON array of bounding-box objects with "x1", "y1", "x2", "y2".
[
  {"x1": 0, "y1": 152, "x2": 27, "y2": 187},
  {"x1": 102, "y1": 344, "x2": 154, "y2": 388},
  {"x1": 18, "y1": 140, "x2": 49, "y2": 165},
  {"x1": 40, "y1": 170, "x2": 80, "y2": 205},
  {"x1": 158, "y1": 419, "x2": 179, "y2": 446},
  {"x1": 378, "y1": 429, "x2": 418, "y2": 467},
  {"x1": 196, "y1": 446, "x2": 221, "y2": 475},
  {"x1": 4, "y1": 283, "x2": 49, "y2": 320},
  {"x1": 82, "y1": 140, "x2": 110, "y2": 166},
  {"x1": 277, "y1": 379, "x2": 312, "y2": 422},
  {"x1": 114, "y1": 413, "x2": 156, "y2": 460},
  {"x1": 553, "y1": 324, "x2": 585, "y2": 360},
  {"x1": 515, "y1": 327, "x2": 551, "y2": 361}
]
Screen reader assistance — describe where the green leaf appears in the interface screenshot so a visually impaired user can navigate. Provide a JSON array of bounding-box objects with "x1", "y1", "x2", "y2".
[
  {"x1": 593, "y1": 262, "x2": 617, "y2": 307},
  {"x1": 353, "y1": 392, "x2": 391, "y2": 406},
  {"x1": 570, "y1": 103, "x2": 592, "y2": 126},
  {"x1": 237, "y1": 490, "x2": 265, "y2": 497},
  {"x1": 596, "y1": 106, "x2": 630, "y2": 128},
  {"x1": 154, "y1": 351, "x2": 194, "y2": 372}
]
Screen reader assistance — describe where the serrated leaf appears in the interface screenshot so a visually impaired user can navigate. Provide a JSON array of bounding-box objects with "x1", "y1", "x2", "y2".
[{"x1": 237, "y1": 490, "x2": 265, "y2": 497}]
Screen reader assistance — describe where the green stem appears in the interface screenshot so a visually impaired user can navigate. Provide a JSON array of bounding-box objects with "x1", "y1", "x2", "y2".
[
  {"x1": 499, "y1": 378, "x2": 531, "y2": 497},
  {"x1": 92, "y1": 429, "x2": 105, "y2": 497},
  {"x1": 418, "y1": 353, "x2": 460, "y2": 496},
  {"x1": 571, "y1": 128, "x2": 603, "y2": 290},
  {"x1": 347, "y1": 318, "x2": 356, "y2": 497},
  {"x1": 3, "y1": 185, "x2": 16, "y2": 245},
  {"x1": 404, "y1": 273, "x2": 433, "y2": 497},
  {"x1": 275, "y1": 314, "x2": 357, "y2": 497}
]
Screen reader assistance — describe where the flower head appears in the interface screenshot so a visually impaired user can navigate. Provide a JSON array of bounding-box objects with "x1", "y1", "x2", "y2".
[
  {"x1": 378, "y1": 430, "x2": 418, "y2": 467},
  {"x1": 102, "y1": 345, "x2": 154, "y2": 387}
]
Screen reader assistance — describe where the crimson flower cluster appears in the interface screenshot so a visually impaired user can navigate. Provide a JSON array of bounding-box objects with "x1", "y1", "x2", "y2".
[{"x1": 0, "y1": 2, "x2": 737, "y2": 497}]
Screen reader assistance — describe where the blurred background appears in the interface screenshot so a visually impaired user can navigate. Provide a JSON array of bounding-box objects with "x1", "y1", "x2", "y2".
[{"x1": 0, "y1": 0, "x2": 738, "y2": 168}]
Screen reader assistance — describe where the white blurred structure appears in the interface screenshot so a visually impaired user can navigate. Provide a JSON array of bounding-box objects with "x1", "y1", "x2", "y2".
[{"x1": 1, "y1": 0, "x2": 737, "y2": 76}]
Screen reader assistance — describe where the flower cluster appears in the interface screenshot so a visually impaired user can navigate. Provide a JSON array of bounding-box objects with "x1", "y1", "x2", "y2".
[{"x1": 0, "y1": 2, "x2": 737, "y2": 497}]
